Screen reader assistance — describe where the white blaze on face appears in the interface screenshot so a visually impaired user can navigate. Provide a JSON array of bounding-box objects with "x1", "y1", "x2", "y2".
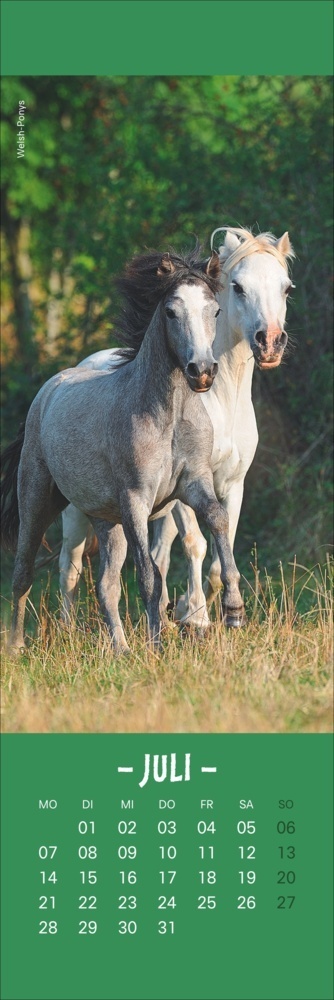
[
  {"x1": 176, "y1": 282, "x2": 209, "y2": 314},
  {"x1": 170, "y1": 282, "x2": 217, "y2": 360}
]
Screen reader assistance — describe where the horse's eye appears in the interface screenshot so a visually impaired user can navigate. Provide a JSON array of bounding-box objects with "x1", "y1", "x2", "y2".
[
  {"x1": 165, "y1": 306, "x2": 176, "y2": 319},
  {"x1": 215, "y1": 307, "x2": 221, "y2": 318},
  {"x1": 285, "y1": 284, "x2": 292, "y2": 296},
  {"x1": 232, "y1": 282, "x2": 244, "y2": 296}
]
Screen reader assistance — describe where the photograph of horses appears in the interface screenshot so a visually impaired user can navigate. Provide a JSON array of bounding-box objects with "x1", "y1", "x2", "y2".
[{"x1": 1, "y1": 76, "x2": 332, "y2": 733}]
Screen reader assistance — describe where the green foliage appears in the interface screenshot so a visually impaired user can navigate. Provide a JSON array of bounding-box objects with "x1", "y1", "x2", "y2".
[{"x1": 1, "y1": 75, "x2": 333, "y2": 568}]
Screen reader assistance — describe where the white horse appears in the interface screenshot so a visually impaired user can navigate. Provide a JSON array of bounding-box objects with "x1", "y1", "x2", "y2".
[{"x1": 59, "y1": 227, "x2": 294, "y2": 627}]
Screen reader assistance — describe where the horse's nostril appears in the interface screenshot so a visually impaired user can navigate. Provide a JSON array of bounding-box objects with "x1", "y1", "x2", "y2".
[
  {"x1": 255, "y1": 330, "x2": 266, "y2": 348},
  {"x1": 280, "y1": 331, "x2": 288, "y2": 347},
  {"x1": 186, "y1": 362, "x2": 200, "y2": 378},
  {"x1": 186, "y1": 361, "x2": 218, "y2": 380}
]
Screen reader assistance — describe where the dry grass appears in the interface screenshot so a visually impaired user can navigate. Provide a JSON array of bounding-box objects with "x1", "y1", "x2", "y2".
[{"x1": 1, "y1": 558, "x2": 333, "y2": 734}]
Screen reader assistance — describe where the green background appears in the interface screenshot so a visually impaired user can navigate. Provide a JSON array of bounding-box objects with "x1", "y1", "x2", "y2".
[{"x1": 1, "y1": 734, "x2": 333, "y2": 1000}]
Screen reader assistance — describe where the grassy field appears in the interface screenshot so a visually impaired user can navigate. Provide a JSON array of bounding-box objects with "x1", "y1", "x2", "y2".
[{"x1": 1, "y1": 551, "x2": 332, "y2": 734}]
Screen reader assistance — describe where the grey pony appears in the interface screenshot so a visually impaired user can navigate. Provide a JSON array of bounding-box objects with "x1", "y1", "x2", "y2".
[{"x1": 1, "y1": 247, "x2": 245, "y2": 652}]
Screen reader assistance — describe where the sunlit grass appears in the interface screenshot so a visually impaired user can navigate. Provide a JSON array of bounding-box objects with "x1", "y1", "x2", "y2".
[{"x1": 1, "y1": 556, "x2": 332, "y2": 734}]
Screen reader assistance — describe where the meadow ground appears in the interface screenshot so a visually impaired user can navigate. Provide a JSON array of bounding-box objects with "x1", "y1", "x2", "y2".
[{"x1": 1, "y1": 554, "x2": 332, "y2": 734}]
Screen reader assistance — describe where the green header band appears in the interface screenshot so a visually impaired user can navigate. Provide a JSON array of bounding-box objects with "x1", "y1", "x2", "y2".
[{"x1": 1, "y1": 0, "x2": 333, "y2": 75}]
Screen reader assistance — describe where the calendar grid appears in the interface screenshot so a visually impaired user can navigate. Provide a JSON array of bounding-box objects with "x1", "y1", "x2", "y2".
[{"x1": 2, "y1": 734, "x2": 333, "y2": 1000}]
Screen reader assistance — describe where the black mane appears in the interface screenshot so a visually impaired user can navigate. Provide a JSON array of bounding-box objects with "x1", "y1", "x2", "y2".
[{"x1": 115, "y1": 244, "x2": 221, "y2": 356}]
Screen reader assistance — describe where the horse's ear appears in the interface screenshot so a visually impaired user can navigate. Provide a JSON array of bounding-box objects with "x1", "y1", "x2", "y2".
[
  {"x1": 275, "y1": 232, "x2": 294, "y2": 258},
  {"x1": 157, "y1": 253, "x2": 176, "y2": 276},
  {"x1": 218, "y1": 231, "x2": 241, "y2": 261},
  {"x1": 205, "y1": 250, "x2": 221, "y2": 280}
]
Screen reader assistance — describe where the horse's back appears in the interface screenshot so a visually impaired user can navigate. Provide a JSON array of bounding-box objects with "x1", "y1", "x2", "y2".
[{"x1": 77, "y1": 348, "x2": 126, "y2": 371}]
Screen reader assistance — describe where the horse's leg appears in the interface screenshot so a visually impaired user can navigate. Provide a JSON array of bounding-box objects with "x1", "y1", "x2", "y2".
[
  {"x1": 10, "y1": 465, "x2": 67, "y2": 651},
  {"x1": 150, "y1": 510, "x2": 178, "y2": 616},
  {"x1": 172, "y1": 502, "x2": 210, "y2": 629},
  {"x1": 204, "y1": 481, "x2": 245, "y2": 609},
  {"x1": 59, "y1": 505, "x2": 91, "y2": 621},
  {"x1": 89, "y1": 518, "x2": 129, "y2": 653},
  {"x1": 120, "y1": 492, "x2": 162, "y2": 648},
  {"x1": 203, "y1": 538, "x2": 221, "y2": 607},
  {"x1": 180, "y1": 479, "x2": 245, "y2": 627}
]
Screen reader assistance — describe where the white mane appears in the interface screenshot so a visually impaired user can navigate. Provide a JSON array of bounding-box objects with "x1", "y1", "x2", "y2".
[{"x1": 211, "y1": 226, "x2": 295, "y2": 274}]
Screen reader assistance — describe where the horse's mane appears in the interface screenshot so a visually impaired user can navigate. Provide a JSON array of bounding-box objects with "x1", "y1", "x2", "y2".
[
  {"x1": 115, "y1": 244, "x2": 221, "y2": 356},
  {"x1": 211, "y1": 226, "x2": 295, "y2": 274}
]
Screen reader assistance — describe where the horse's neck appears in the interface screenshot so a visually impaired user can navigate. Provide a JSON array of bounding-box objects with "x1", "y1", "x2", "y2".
[
  {"x1": 133, "y1": 308, "x2": 184, "y2": 412},
  {"x1": 213, "y1": 296, "x2": 254, "y2": 402}
]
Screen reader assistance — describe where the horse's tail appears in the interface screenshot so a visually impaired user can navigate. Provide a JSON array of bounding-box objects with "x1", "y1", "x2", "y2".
[{"x1": 0, "y1": 422, "x2": 25, "y2": 552}]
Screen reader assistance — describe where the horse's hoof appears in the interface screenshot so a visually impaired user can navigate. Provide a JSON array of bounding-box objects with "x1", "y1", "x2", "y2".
[
  {"x1": 178, "y1": 621, "x2": 208, "y2": 640},
  {"x1": 7, "y1": 643, "x2": 26, "y2": 656},
  {"x1": 178, "y1": 621, "x2": 194, "y2": 638},
  {"x1": 222, "y1": 607, "x2": 247, "y2": 628},
  {"x1": 113, "y1": 645, "x2": 131, "y2": 658}
]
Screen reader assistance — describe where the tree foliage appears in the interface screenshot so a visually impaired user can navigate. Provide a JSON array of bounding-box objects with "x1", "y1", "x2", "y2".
[{"x1": 1, "y1": 75, "x2": 332, "y2": 567}]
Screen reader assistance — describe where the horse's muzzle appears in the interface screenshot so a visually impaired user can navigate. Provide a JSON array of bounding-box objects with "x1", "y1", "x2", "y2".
[
  {"x1": 256, "y1": 353, "x2": 283, "y2": 370},
  {"x1": 253, "y1": 328, "x2": 288, "y2": 370},
  {"x1": 185, "y1": 361, "x2": 218, "y2": 392}
]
